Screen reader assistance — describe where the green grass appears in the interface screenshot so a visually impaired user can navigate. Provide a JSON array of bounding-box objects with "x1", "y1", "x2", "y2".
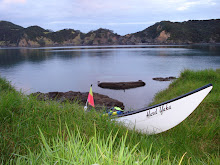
[
  {"x1": 0, "y1": 69, "x2": 219, "y2": 164},
  {"x1": 0, "y1": 77, "x2": 130, "y2": 162},
  {"x1": 11, "y1": 126, "x2": 172, "y2": 164},
  {"x1": 148, "y1": 69, "x2": 219, "y2": 156},
  {"x1": 147, "y1": 69, "x2": 220, "y2": 161}
]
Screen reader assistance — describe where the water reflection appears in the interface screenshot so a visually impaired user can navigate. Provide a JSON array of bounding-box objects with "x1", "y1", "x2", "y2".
[
  {"x1": 0, "y1": 49, "x2": 51, "y2": 67},
  {"x1": 51, "y1": 51, "x2": 82, "y2": 60},
  {"x1": 0, "y1": 49, "x2": 84, "y2": 67},
  {"x1": 0, "y1": 45, "x2": 219, "y2": 110}
]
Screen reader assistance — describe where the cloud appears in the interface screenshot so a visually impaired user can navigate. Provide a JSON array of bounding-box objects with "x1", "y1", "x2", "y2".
[
  {"x1": 2, "y1": 0, "x2": 26, "y2": 4},
  {"x1": 49, "y1": 21, "x2": 99, "y2": 25},
  {"x1": 106, "y1": 22, "x2": 156, "y2": 25},
  {"x1": 176, "y1": 0, "x2": 216, "y2": 11},
  {"x1": 177, "y1": 2, "x2": 199, "y2": 11},
  {"x1": 48, "y1": 21, "x2": 155, "y2": 26}
]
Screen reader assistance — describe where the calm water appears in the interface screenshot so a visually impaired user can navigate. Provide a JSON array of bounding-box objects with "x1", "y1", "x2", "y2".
[{"x1": 0, "y1": 45, "x2": 220, "y2": 110}]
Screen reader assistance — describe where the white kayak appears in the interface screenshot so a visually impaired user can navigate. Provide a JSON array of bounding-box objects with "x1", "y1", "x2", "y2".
[{"x1": 115, "y1": 84, "x2": 213, "y2": 134}]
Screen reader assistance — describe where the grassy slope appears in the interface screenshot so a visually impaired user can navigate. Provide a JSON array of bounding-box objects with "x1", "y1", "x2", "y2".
[
  {"x1": 0, "y1": 69, "x2": 219, "y2": 164},
  {"x1": 147, "y1": 69, "x2": 219, "y2": 161},
  {"x1": 0, "y1": 78, "x2": 129, "y2": 162}
]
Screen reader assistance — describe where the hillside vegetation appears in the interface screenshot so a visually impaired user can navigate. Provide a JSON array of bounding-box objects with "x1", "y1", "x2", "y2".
[
  {"x1": 129, "y1": 19, "x2": 220, "y2": 44},
  {"x1": 0, "y1": 69, "x2": 219, "y2": 164},
  {"x1": 0, "y1": 19, "x2": 220, "y2": 47}
]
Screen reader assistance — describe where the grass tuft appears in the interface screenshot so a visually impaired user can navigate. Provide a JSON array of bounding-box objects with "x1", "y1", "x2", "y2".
[{"x1": 11, "y1": 126, "x2": 183, "y2": 164}]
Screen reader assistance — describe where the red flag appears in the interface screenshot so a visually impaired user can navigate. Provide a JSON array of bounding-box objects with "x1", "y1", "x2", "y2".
[{"x1": 87, "y1": 85, "x2": 95, "y2": 107}]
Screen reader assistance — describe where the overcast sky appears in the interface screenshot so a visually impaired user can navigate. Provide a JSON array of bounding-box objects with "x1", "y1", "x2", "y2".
[{"x1": 0, "y1": 0, "x2": 219, "y2": 35}]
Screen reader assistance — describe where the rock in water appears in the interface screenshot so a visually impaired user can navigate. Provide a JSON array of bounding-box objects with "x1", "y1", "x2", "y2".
[
  {"x1": 152, "y1": 77, "x2": 177, "y2": 81},
  {"x1": 98, "y1": 80, "x2": 145, "y2": 90}
]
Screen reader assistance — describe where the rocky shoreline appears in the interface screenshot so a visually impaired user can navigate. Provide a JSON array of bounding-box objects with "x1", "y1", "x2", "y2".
[
  {"x1": 31, "y1": 91, "x2": 124, "y2": 110},
  {"x1": 30, "y1": 76, "x2": 178, "y2": 110}
]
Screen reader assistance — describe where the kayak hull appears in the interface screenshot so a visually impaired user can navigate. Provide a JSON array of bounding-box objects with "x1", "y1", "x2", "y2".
[{"x1": 115, "y1": 84, "x2": 213, "y2": 134}]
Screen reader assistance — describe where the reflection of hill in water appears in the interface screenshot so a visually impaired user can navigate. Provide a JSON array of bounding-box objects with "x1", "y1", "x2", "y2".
[
  {"x1": 0, "y1": 49, "x2": 49, "y2": 68},
  {"x1": 0, "y1": 45, "x2": 219, "y2": 69},
  {"x1": 0, "y1": 48, "x2": 83, "y2": 68}
]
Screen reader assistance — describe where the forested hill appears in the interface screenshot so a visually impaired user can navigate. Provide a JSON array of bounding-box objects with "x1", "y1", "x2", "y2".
[
  {"x1": 126, "y1": 19, "x2": 220, "y2": 44},
  {"x1": 0, "y1": 19, "x2": 220, "y2": 47}
]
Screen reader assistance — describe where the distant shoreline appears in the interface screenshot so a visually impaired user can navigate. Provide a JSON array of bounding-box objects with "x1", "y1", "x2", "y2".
[
  {"x1": 1, "y1": 43, "x2": 220, "y2": 49},
  {"x1": 1, "y1": 19, "x2": 220, "y2": 47}
]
